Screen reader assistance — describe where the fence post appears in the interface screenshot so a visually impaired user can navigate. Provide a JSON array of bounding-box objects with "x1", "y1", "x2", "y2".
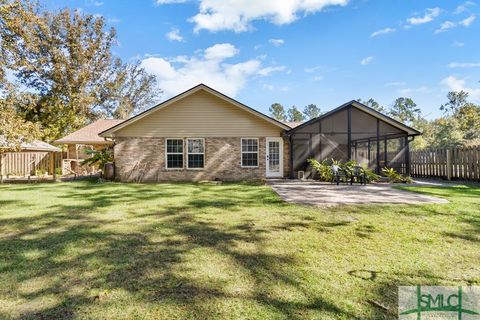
[
  {"x1": 0, "y1": 153, "x2": 3, "y2": 184},
  {"x1": 446, "y1": 148, "x2": 452, "y2": 180},
  {"x1": 52, "y1": 152, "x2": 56, "y2": 181}
]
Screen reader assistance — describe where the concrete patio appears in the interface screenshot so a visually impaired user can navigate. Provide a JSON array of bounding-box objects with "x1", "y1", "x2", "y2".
[{"x1": 268, "y1": 180, "x2": 449, "y2": 206}]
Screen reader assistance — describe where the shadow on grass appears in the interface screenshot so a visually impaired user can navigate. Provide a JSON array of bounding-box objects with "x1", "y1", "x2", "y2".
[{"x1": 0, "y1": 181, "x2": 358, "y2": 319}]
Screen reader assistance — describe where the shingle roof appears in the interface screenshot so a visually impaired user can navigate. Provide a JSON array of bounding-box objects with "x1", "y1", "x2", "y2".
[
  {"x1": 285, "y1": 100, "x2": 421, "y2": 136},
  {"x1": 22, "y1": 140, "x2": 62, "y2": 152},
  {"x1": 55, "y1": 119, "x2": 124, "y2": 144},
  {"x1": 0, "y1": 137, "x2": 61, "y2": 152}
]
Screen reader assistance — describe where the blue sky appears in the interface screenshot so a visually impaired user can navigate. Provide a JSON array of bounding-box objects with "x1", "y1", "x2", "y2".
[{"x1": 45, "y1": 0, "x2": 480, "y2": 119}]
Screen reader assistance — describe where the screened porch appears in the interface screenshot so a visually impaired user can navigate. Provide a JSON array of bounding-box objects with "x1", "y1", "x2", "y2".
[{"x1": 285, "y1": 101, "x2": 421, "y2": 179}]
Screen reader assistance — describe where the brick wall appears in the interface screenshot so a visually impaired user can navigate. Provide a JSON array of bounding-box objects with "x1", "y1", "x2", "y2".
[{"x1": 114, "y1": 137, "x2": 290, "y2": 182}]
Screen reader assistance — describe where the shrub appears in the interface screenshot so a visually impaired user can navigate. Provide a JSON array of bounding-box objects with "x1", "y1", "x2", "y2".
[
  {"x1": 307, "y1": 158, "x2": 333, "y2": 182},
  {"x1": 308, "y1": 158, "x2": 380, "y2": 183},
  {"x1": 81, "y1": 148, "x2": 113, "y2": 169},
  {"x1": 381, "y1": 167, "x2": 412, "y2": 183}
]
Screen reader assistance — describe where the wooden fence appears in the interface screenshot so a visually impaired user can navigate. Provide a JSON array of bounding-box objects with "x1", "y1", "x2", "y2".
[
  {"x1": 0, "y1": 152, "x2": 63, "y2": 177},
  {"x1": 410, "y1": 146, "x2": 480, "y2": 181}
]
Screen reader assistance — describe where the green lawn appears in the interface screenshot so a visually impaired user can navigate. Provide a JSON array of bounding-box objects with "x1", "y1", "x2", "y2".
[{"x1": 0, "y1": 181, "x2": 479, "y2": 319}]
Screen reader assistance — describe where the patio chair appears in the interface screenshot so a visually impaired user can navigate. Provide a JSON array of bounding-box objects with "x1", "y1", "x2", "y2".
[
  {"x1": 350, "y1": 166, "x2": 366, "y2": 185},
  {"x1": 331, "y1": 164, "x2": 347, "y2": 185}
]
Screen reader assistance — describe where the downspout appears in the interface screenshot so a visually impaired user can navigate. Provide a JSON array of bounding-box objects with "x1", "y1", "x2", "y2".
[
  {"x1": 376, "y1": 119, "x2": 380, "y2": 174},
  {"x1": 347, "y1": 106, "x2": 352, "y2": 161}
]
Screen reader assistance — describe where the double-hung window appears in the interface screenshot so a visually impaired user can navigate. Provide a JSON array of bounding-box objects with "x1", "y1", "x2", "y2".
[
  {"x1": 241, "y1": 138, "x2": 259, "y2": 167},
  {"x1": 166, "y1": 139, "x2": 184, "y2": 169},
  {"x1": 187, "y1": 138, "x2": 205, "y2": 169}
]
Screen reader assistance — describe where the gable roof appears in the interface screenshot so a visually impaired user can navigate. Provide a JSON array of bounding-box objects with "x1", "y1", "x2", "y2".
[
  {"x1": 100, "y1": 84, "x2": 291, "y2": 137},
  {"x1": 282, "y1": 121, "x2": 303, "y2": 129},
  {"x1": 55, "y1": 119, "x2": 124, "y2": 144},
  {"x1": 0, "y1": 137, "x2": 61, "y2": 152},
  {"x1": 285, "y1": 100, "x2": 422, "y2": 136}
]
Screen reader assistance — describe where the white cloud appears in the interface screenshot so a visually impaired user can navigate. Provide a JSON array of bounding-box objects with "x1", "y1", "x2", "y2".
[
  {"x1": 397, "y1": 86, "x2": 432, "y2": 95},
  {"x1": 452, "y1": 41, "x2": 465, "y2": 47},
  {"x1": 156, "y1": 0, "x2": 189, "y2": 4},
  {"x1": 370, "y1": 27, "x2": 396, "y2": 37},
  {"x1": 441, "y1": 76, "x2": 480, "y2": 101},
  {"x1": 262, "y1": 84, "x2": 274, "y2": 91},
  {"x1": 189, "y1": 0, "x2": 349, "y2": 32},
  {"x1": 460, "y1": 14, "x2": 476, "y2": 26},
  {"x1": 166, "y1": 28, "x2": 184, "y2": 42},
  {"x1": 435, "y1": 21, "x2": 457, "y2": 33},
  {"x1": 140, "y1": 43, "x2": 281, "y2": 97},
  {"x1": 385, "y1": 81, "x2": 406, "y2": 87},
  {"x1": 435, "y1": 15, "x2": 476, "y2": 33},
  {"x1": 86, "y1": 0, "x2": 104, "y2": 6},
  {"x1": 454, "y1": 1, "x2": 475, "y2": 14},
  {"x1": 360, "y1": 56, "x2": 374, "y2": 65},
  {"x1": 407, "y1": 7, "x2": 441, "y2": 25},
  {"x1": 268, "y1": 39, "x2": 285, "y2": 46},
  {"x1": 107, "y1": 17, "x2": 121, "y2": 24},
  {"x1": 448, "y1": 62, "x2": 480, "y2": 68},
  {"x1": 204, "y1": 43, "x2": 238, "y2": 59},
  {"x1": 257, "y1": 66, "x2": 286, "y2": 76},
  {"x1": 304, "y1": 66, "x2": 321, "y2": 73},
  {"x1": 313, "y1": 76, "x2": 324, "y2": 81}
]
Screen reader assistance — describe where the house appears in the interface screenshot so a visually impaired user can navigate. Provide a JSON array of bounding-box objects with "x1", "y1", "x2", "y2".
[
  {"x1": 57, "y1": 83, "x2": 420, "y2": 182},
  {"x1": 99, "y1": 84, "x2": 292, "y2": 182},
  {"x1": 54, "y1": 119, "x2": 123, "y2": 174}
]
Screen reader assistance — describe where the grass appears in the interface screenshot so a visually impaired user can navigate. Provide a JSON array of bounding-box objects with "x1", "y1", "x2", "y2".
[{"x1": 0, "y1": 180, "x2": 479, "y2": 319}]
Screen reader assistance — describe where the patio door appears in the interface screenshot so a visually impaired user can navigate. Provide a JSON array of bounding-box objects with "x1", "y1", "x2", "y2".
[{"x1": 266, "y1": 137, "x2": 283, "y2": 178}]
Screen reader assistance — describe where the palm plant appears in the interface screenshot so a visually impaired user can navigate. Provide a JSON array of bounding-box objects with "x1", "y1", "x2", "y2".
[{"x1": 80, "y1": 148, "x2": 113, "y2": 169}]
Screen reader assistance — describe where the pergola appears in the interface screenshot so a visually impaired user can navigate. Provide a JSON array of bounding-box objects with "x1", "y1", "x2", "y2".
[{"x1": 285, "y1": 101, "x2": 421, "y2": 179}]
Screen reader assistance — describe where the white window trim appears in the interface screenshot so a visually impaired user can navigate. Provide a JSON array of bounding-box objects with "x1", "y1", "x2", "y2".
[
  {"x1": 186, "y1": 138, "x2": 205, "y2": 170},
  {"x1": 165, "y1": 138, "x2": 184, "y2": 170},
  {"x1": 240, "y1": 138, "x2": 259, "y2": 168}
]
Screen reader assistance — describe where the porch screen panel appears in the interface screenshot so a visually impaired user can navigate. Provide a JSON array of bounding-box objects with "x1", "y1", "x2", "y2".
[
  {"x1": 292, "y1": 139, "x2": 309, "y2": 172},
  {"x1": 318, "y1": 109, "x2": 349, "y2": 162},
  {"x1": 386, "y1": 137, "x2": 406, "y2": 174}
]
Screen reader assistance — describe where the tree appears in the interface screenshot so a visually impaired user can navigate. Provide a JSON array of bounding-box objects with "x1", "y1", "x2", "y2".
[
  {"x1": 409, "y1": 116, "x2": 433, "y2": 150},
  {"x1": 357, "y1": 98, "x2": 386, "y2": 113},
  {"x1": 429, "y1": 117, "x2": 464, "y2": 148},
  {"x1": 0, "y1": 85, "x2": 40, "y2": 151},
  {"x1": 440, "y1": 91, "x2": 480, "y2": 143},
  {"x1": 303, "y1": 104, "x2": 320, "y2": 119},
  {"x1": 456, "y1": 103, "x2": 480, "y2": 142},
  {"x1": 0, "y1": 0, "x2": 160, "y2": 140},
  {"x1": 287, "y1": 106, "x2": 305, "y2": 122},
  {"x1": 269, "y1": 103, "x2": 286, "y2": 121},
  {"x1": 440, "y1": 91, "x2": 469, "y2": 115},
  {"x1": 389, "y1": 98, "x2": 421, "y2": 125}
]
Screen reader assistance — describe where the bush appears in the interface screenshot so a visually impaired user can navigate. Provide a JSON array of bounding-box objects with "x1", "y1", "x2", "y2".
[
  {"x1": 307, "y1": 159, "x2": 333, "y2": 182},
  {"x1": 381, "y1": 167, "x2": 413, "y2": 183},
  {"x1": 55, "y1": 167, "x2": 63, "y2": 176},
  {"x1": 307, "y1": 158, "x2": 380, "y2": 183},
  {"x1": 81, "y1": 148, "x2": 113, "y2": 169}
]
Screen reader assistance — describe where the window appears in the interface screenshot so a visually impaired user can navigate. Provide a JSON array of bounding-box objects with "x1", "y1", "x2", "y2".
[
  {"x1": 241, "y1": 138, "x2": 259, "y2": 167},
  {"x1": 166, "y1": 139, "x2": 183, "y2": 169},
  {"x1": 187, "y1": 138, "x2": 205, "y2": 169}
]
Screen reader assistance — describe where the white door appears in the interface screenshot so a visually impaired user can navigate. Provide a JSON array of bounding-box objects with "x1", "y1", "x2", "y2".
[{"x1": 266, "y1": 137, "x2": 283, "y2": 178}]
